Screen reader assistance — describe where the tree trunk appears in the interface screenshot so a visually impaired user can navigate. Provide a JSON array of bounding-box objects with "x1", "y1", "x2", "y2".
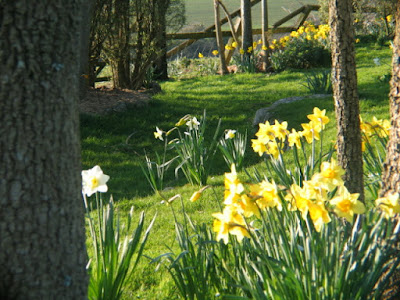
[
  {"x1": 261, "y1": 0, "x2": 270, "y2": 72},
  {"x1": 79, "y1": 0, "x2": 94, "y2": 98},
  {"x1": 112, "y1": 0, "x2": 131, "y2": 89},
  {"x1": 241, "y1": 0, "x2": 253, "y2": 61},
  {"x1": 0, "y1": 1, "x2": 88, "y2": 299},
  {"x1": 379, "y1": 2, "x2": 400, "y2": 299},
  {"x1": 329, "y1": 0, "x2": 365, "y2": 201},
  {"x1": 215, "y1": 0, "x2": 229, "y2": 75},
  {"x1": 153, "y1": 0, "x2": 170, "y2": 81}
]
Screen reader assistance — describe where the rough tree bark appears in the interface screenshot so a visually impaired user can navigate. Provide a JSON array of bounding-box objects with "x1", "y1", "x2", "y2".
[
  {"x1": 0, "y1": 1, "x2": 88, "y2": 299},
  {"x1": 379, "y1": 2, "x2": 400, "y2": 299},
  {"x1": 241, "y1": 0, "x2": 253, "y2": 61},
  {"x1": 329, "y1": 0, "x2": 365, "y2": 202}
]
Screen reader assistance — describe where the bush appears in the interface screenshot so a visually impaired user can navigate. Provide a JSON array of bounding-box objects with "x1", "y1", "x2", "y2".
[{"x1": 269, "y1": 24, "x2": 331, "y2": 72}]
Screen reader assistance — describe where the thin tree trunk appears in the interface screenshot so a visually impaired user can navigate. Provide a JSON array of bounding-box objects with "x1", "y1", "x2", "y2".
[
  {"x1": 329, "y1": 0, "x2": 365, "y2": 201},
  {"x1": 0, "y1": 1, "x2": 87, "y2": 299},
  {"x1": 214, "y1": 0, "x2": 229, "y2": 75},
  {"x1": 153, "y1": 0, "x2": 170, "y2": 80},
  {"x1": 261, "y1": 0, "x2": 270, "y2": 72}
]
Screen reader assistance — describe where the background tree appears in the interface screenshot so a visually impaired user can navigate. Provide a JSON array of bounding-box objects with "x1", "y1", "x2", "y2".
[
  {"x1": 379, "y1": 2, "x2": 400, "y2": 298},
  {"x1": 241, "y1": 0, "x2": 253, "y2": 62},
  {"x1": 0, "y1": 1, "x2": 88, "y2": 299},
  {"x1": 329, "y1": 0, "x2": 365, "y2": 201}
]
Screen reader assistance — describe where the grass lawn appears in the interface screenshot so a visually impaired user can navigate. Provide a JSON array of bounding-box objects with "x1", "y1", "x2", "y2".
[{"x1": 81, "y1": 41, "x2": 392, "y2": 299}]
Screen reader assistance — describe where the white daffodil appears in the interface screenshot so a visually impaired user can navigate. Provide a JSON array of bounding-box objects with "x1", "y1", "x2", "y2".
[
  {"x1": 82, "y1": 165, "x2": 110, "y2": 197},
  {"x1": 225, "y1": 129, "x2": 236, "y2": 140},
  {"x1": 186, "y1": 117, "x2": 200, "y2": 130},
  {"x1": 154, "y1": 126, "x2": 164, "y2": 141}
]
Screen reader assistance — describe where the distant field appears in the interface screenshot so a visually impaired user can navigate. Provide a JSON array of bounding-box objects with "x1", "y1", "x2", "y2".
[{"x1": 185, "y1": 0, "x2": 319, "y2": 29}]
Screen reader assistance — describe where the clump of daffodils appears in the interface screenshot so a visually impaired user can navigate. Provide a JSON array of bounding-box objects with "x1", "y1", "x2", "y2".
[{"x1": 212, "y1": 107, "x2": 398, "y2": 244}]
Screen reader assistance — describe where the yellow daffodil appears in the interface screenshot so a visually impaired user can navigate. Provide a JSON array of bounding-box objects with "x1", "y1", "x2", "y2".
[
  {"x1": 225, "y1": 45, "x2": 234, "y2": 51},
  {"x1": 290, "y1": 31, "x2": 300, "y2": 38},
  {"x1": 247, "y1": 46, "x2": 253, "y2": 53},
  {"x1": 376, "y1": 193, "x2": 400, "y2": 218},
  {"x1": 253, "y1": 41, "x2": 257, "y2": 49},
  {"x1": 387, "y1": 15, "x2": 393, "y2": 22},
  {"x1": 312, "y1": 158, "x2": 345, "y2": 190},
  {"x1": 198, "y1": 52, "x2": 204, "y2": 58},
  {"x1": 308, "y1": 201, "x2": 331, "y2": 232},
  {"x1": 82, "y1": 165, "x2": 110, "y2": 197},
  {"x1": 272, "y1": 120, "x2": 289, "y2": 141},
  {"x1": 224, "y1": 164, "x2": 245, "y2": 205},
  {"x1": 330, "y1": 186, "x2": 365, "y2": 223},
  {"x1": 212, "y1": 50, "x2": 219, "y2": 56},
  {"x1": 232, "y1": 41, "x2": 238, "y2": 48},
  {"x1": 307, "y1": 107, "x2": 330, "y2": 130},
  {"x1": 288, "y1": 128, "x2": 301, "y2": 149},
  {"x1": 269, "y1": 45, "x2": 275, "y2": 50},
  {"x1": 239, "y1": 48, "x2": 245, "y2": 54},
  {"x1": 250, "y1": 179, "x2": 282, "y2": 211},
  {"x1": 257, "y1": 39, "x2": 262, "y2": 44},
  {"x1": 256, "y1": 121, "x2": 275, "y2": 143},
  {"x1": 262, "y1": 45, "x2": 268, "y2": 51},
  {"x1": 213, "y1": 205, "x2": 250, "y2": 244},
  {"x1": 251, "y1": 138, "x2": 267, "y2": 156},
  {"x1": 189, "y1": 186, "x2": 210, "y2": 202},
  {"x1": 238, "y1": 194, "x2": 260, "y2": 218},
  {"x1": 355, "y1": 38, "x2": 360, "y2": 43},
  {"x1": 285, "y1": 184, "x2": 311, "y2": 219},
  {"x1": 154, "y1": 126, "x2": 164, "y2": 141},
  {"x1": 301, "y1": 122, "x2": 320, "y2": 144},
  {"x1": 265, "y1": 140, "x2": 280, "y2": 159}
]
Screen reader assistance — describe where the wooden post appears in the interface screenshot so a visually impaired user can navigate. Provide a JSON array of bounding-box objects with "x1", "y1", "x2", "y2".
[
  {"x1": 214, "y1": 0, "x2": 229, "y2": 74},
  {"x1": 241, "y1": 0, "x2": 253, "y2": 62},
  {"x1": 261, "y1": 0, "x2": 270, "y2": 72}
]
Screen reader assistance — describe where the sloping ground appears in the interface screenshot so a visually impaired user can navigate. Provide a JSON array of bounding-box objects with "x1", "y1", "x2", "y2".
[{"x1": 80, "y1": 87, "x2": 152, "y2": 115}]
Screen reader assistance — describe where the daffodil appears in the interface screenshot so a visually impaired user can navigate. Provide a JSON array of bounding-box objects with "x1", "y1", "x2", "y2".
[
  {"x1": 301, "y1": 122, "x2": 320, "y2": 144},
  {"x1": 232, "y1": 41, "x2": 238, "y2": 48},
  {"x1": 154, "y1": 126, "x2": 164, "y2": 141},
  {"x1": 225, "y1": 129, "x2": 236, "y2": 140},
  {"x1": 247, "y1": 46, "x2": 253, "y2": 53},
  {"x1": 239, "y1": 48, "x2": 245, "y2": 54},
  {"x1": 225, "y1": 45, "x2": 234, "y2": 51},
  {"x1": 213, "y1": 206, "x2": 250, "y2": 244},
  {"x1": 212, "y1": 50, "x2": 219, "y2": 56},
  {"x1": 262, "y1": 45, "x2": 268, "y2": 51},
  {"x1": 285, "y1": 184, "x2": 311, "y2": 218},
  {"x1": 288, "y1": 128, "x2": 301, "y2": 149},
  {"x1": 198, "y1": 52, "x2": 204, "y2": 58},
  {"x1": 256, "y1": 121, "x2": 275, "y2": 143},
  {"x1": 82, "y1": 165, "x2": 110, "y2": 197},
  {"x1": 224, "y1": 164, "x2": 245, "y2": 205},
  {"x1": 308, "y1": 201, "x2": 331, "y2": 232},
  {"x1": 253, "y1": 41, "x2": 257, "y2": 49},
  {"x1": 312, "y1": 159, "x2": 345, "y2": 190},
  {"x1": 250, "y1": 179, "x2": 281, "y2": 211},
  {"x1": 265, "y1": 141, "x2": 280, "y2": 159},
  {"x1": 330, "y1": 186, "x2": 365, "y2": 223},
  {"x1": 272, "y1": 120, "x2": 289, "y2": 141},
  {"x1": 238, "y1": 194, "x2": 260, "y2": 218},
  {"x1": 307, "y1": 107, "x2": 329, "y2": 130},
  {"x1": 186, "y1": 117, "x2": 200, "y2": 130},
  {"x1": 251, "y1": 138, "x2": 267, "y2": 156},
  {"x1": 376, "y1": 193, "x2": 400, "y2": 218}
]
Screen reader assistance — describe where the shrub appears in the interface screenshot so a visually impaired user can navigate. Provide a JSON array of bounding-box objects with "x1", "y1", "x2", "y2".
[{"x1": 269, "y1": 24, "x2": 331, "y2": 72}]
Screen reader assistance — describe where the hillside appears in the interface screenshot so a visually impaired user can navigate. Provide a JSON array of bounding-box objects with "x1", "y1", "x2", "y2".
[{"x1": 185, "y1": 0, "x2": 319, "y2": 29}]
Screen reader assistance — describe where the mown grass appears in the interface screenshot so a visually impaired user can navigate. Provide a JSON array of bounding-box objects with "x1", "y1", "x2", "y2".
[{"x1": 81, "y1": 41, "x2": 392, "y2": 299}]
